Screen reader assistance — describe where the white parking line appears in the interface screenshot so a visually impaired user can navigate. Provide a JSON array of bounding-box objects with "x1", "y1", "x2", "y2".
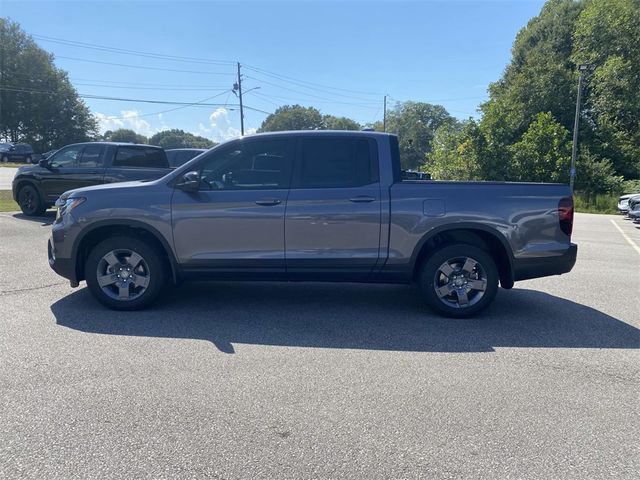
[{"x1": 610, "y1": 219, "x2": 640, "y2": 256}]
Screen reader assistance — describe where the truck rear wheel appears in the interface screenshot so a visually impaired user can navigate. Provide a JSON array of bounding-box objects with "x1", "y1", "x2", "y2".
[
  {"x1": 418, "y1": 243, "x2": 498, "y2": 318},
  {"x1": 85, "y1": 236, "x2": 166, "y2": 310}
]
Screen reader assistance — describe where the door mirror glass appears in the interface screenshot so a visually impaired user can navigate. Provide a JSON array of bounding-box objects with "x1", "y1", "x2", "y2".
[{"x1": 175, "y1": 171, "x2": 201, "y2": 192}]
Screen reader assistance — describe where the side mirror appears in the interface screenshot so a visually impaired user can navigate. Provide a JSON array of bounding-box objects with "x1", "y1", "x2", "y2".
[
  {"x1": 38, "y1": 158, "x2": 50, "y2": 168},
  {"x1": 174, "y1": 171, "x2": 201, "y2": 192}
]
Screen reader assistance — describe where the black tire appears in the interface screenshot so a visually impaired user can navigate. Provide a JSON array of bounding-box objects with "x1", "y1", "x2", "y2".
[
  {"x1": 418, "y1": 243, "x2": 499, "y2": 318},
  {"x1": 26, "y1": 156, "x2": 32, "y2": 163},
  {"x1": 18, "y1": 184, "x2": 46, "y2": 216},
  {"x1": 1, "y1": 155, "x2": 8, "y2": 163},
  {"x1": 85, "y1": 236, "x2": 166, "y2": 310}
]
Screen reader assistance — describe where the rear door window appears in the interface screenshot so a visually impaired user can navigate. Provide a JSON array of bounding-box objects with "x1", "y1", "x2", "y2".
[
  {"x1": 296, "y1": 137, "x2": 378, "y2": 188},
  {"x1": 78, "y1": 145, "x2": 104, "y2": 168},
  {"x1": 114, "y1": 147, "x2": 169, "y2": 168}
]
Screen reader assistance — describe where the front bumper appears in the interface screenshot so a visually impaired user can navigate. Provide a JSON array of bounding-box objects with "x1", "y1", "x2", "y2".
[
  {"x1": 48, "y1": 235, "x2": 79, "y2": 287},
  {"x1": 513, "y1": 243, "x2": 578, "y2": 282}
]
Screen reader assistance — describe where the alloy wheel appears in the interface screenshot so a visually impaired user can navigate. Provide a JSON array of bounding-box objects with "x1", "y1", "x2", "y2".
[
  {"x1": 96, "y1": 249, "x2": 151, "y2": 301},
  {"x1": 433, "y1": 256, "x2": 488, "y2": 309},
  {"x1": 19, "y1": 188, "x2": 36, "y2": 214}
]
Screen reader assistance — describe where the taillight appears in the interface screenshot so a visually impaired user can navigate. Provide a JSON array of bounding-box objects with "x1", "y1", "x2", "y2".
[{"x1": 558, "y1": 196, "x2": 574, "y2": 237}]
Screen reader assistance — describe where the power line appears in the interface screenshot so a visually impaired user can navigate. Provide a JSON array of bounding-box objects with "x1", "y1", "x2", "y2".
[
  {"x1": 244, "y1": 75, "x2": 379, "y2": 106},
  {"x1": 32, "y1": 34, "x2": 236, "y2": 66},
  {"x1": 74, "y1": 82, "x2": 231, "y2": 92},
  {"x1": 243, "y1": 64, "x2": 383, "y2": 97},
  {"x1": 32, "y1": 33, "x2": 380, "y2": 98},
  {"x1": 0, "y1": 85, "x2": 237, "y2": 106},
  {"x1": 71, "y1": 78, "x2": 230, "y2": 88},
  {"x1": 251, "y1": 90, "x2": 380, "y2": 109},
  {"x1": 55, "y1": 55, "x2": 236, "y2": 75},
  {"x1": 97, "y1": 90, "x2": 236, "y2": 121},
  {"x1": 244, "y1": 70, "x2": 379, "y2": 103},
  {"x1": 242, "y1": 105, "x2": 272, "y2": 115}
]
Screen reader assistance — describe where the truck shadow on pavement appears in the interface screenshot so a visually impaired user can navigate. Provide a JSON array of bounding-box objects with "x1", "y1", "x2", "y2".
[
  {"x1": 11, "y1": 211, "x2": 55, "y2": 226},
  {"x1": 51, "y1": 283, "x2": 640, "y2": 354}
]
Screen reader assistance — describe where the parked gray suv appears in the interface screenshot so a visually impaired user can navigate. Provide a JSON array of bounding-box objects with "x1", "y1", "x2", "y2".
[{"x1": 48, "y1": 131, "x2": 577, "y2": 317}]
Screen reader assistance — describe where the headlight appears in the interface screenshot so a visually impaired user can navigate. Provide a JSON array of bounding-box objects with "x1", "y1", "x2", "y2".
[{"x1": 56, "y1": 197, "x2": 86, "y2": 219}]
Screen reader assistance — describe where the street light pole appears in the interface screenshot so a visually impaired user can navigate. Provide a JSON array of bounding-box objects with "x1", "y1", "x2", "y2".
[{"x1": 570, "y1": 65, "x2": 590, "y2": 192}]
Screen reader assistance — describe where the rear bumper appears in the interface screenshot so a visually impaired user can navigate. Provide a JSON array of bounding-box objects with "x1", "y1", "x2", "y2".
[{"x1": 513, "y1": 243, "x2": 577, "y2": 282}]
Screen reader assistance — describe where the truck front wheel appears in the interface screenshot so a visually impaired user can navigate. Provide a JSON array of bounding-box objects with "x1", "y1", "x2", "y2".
[
  {"x1": 85, "y1": 236, "x2": 166, "y2": 310},
  {"x1": 419, "y1": 244, "x2": 498, "y2": 318}
]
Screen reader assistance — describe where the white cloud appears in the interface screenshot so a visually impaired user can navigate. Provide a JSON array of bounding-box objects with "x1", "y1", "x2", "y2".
[
  {"x1": 95, "y1": 110, "x2": 155, "y2": 137},
  {"x1": 204, "y1": 108, "x2": 256, "y2": 142},
  {"x1": 95, "y1": 108, "x2": 255, "y2": 144}
]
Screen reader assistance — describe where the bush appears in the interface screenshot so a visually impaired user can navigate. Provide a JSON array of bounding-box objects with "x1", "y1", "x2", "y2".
[
  {"x1": 573, "y1": 192, "x2": 618, "y2": 214},
  {"x1": 575, "y1": 151, "x2": 624, "y2": 195},
  {"x1": 621, "y1": 179, "x2": 640, "y2": 194}
]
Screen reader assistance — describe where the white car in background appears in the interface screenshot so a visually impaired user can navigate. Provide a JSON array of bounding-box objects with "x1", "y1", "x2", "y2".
[{"x1": 617, "y1": 194, "x2": 640, "y2": 214}]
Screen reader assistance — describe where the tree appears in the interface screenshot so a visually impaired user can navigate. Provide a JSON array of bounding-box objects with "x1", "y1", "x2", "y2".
[
  {"x1": 476, "y1": 0, "x2": 582, "y2": 180},
  {"x1": 436, "y1": 0, "x2": 640, "y2": 190},
  {"x1": 258, "y1": 105, "x2": 325, "y2": 132},
  {"x1": 508, "y1": 112, "x2": 571, "y2": 183},
  {"x1": 429, "y1": 120, "x2": 484, "y2": 180},
  {"x1": 148, "y1": 129, "x2": 216, "y2": 149},
  {"x1": 0, "y1": 19, "x2": 98, "y2": 151},
  {"x1": 384, "y1": 101, "x2": 456, "y2": 169},
  {"x1": 103, "y1": 128, "x2": 148, "y2": 144},
  {"x1": 572, "y1": 0, "x2": 640, "y2": 179},
  {"x1": 323, "y1": 115, "x2": 360, "y2": 131},
  {"x1": 476, "y1": 0, "x2": 640, "y2": 184}
]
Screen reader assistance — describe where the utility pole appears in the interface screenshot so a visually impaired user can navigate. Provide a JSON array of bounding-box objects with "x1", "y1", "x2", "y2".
[
  {"x1": 383, "y1": 95, "x2": 387, "y2": 132},
  {"x1": 570, "y1": 65, "x2": 590, "y2": 191},
  {"x1": 236, "y1": 62, "x2": 244, "y2": 136}
]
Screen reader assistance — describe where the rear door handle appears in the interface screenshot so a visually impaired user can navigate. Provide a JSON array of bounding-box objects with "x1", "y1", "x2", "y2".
[
  {"x1": 349, "y1": 195, "x2": 376, "y2": 203},
  {"x1": 255, "y1": 198, "x2": 282, "y2": 206}
]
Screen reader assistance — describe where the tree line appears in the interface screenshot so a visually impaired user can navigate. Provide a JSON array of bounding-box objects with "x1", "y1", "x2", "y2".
[
  {"x1": 2, "y1": 1, "x2": 639, "y2": 194},
  {"x1": 101, "y1": 128, "x2": 216, "y2": 149},
  {"x1": 256, "y1": 0, "x2": 639, "y2": 194}
]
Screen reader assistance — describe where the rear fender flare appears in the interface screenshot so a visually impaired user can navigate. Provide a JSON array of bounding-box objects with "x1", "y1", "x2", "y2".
[{"x1": 409, "y1": 222, "x2": 515, "y2": 288}]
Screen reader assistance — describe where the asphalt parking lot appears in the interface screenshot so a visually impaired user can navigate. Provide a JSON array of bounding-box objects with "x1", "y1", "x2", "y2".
[{"x1": 0, "y1": 211, "x2": 638, "y2": 479}]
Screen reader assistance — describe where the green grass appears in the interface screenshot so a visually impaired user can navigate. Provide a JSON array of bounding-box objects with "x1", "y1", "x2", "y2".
[
  {"x1": 0, "y1": 190, "x2": 19, "y2": 212},
  {"x1": 0, "y1": 163, "x2": 29, "y2": 168},
  {"x1": 573, "y1": 192, "x2": 619, "y2": 214}
]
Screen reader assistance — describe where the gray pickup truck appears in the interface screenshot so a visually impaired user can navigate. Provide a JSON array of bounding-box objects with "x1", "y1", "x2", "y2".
[{"x1": 48, "y1": 131, "x2": 577, "y2": 317}]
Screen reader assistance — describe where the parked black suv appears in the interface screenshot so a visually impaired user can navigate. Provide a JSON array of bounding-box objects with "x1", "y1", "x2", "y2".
[
  {"x1": 1, "y1": 143, "x2": 35, "y2": 163},
  {"x1": 12, "y1": 142, "x2": 171, "y2": 216},
  {"x1": 165, "y1": 148, "x2": 207, "y2": 167}
]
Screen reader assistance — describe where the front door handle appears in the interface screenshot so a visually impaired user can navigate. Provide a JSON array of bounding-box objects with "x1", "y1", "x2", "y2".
[
  {"x1": 255, "y1": 198, "x2": 282, "y2": 206},
  {"x1": 349, "y1": 195, "x2": 376, "y2": 203}
]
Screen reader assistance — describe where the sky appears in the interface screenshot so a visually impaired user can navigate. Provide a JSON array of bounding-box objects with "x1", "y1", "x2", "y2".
[{"x1": 3, "y1": 0, "x2": 545, "y2": 142}]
